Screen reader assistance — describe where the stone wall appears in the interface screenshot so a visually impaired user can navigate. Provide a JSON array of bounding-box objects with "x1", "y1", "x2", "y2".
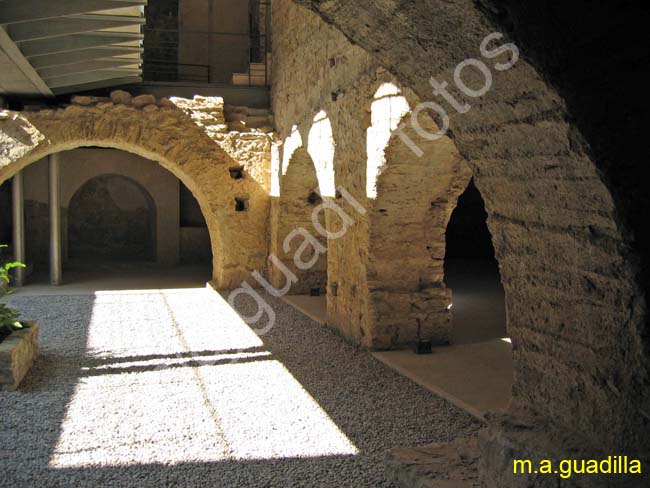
[
  {"x1": 291, "y1": 0, "x2": 650, "y2": 479},
  {"x1": 270, "y1": 143, "x2": 328, "y2": 294},
  {"x1": 366, "y1": 87, "x2": 472, "y2": 347},
  {"x1": 0, "y1": 93, "x2": 272, "y2": 289},
  {"x1": 21, "y1": 149, "x2": 181, "y2": 267},
  {"x1": 272, "y1": 0, "x2": 375, "y2": 345},
  {"x1": 68, "y1": 175, "x2": 156, "y2": 262},
  {"x1": 272, "y1": 0, "x2": 474, "y2": 348}
]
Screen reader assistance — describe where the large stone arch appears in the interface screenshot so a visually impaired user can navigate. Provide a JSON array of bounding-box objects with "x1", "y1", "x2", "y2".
[
  {"x1": 0, "y1": 96, "x2": 271, "y2": 288},
  {"x1": 365, "y1": 83, "x2": 473, "y2": 347},
  {"x1": 291, "y1": 0, "x2": 649, "y2": 476}
]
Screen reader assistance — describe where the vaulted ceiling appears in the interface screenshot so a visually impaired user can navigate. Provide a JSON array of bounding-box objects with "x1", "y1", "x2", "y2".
[{"x1": 0, "y1": 0, "x2": 146, "y2": 97}]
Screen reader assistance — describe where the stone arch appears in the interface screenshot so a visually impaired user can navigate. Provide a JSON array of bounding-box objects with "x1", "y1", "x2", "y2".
[
  {"x1": 0, "y1": 99, "x2": 271, "y2": 288},
  {"x1": 306, "y1": 110, "x2": 336, "y2": 198},
  {"x1": 365, "y1": 83, "x2": 472, "y2": 347},
  {"x1": 269, "y1": 126, "x2": 328, "y2": 293},
  {"x1": 67, "y1": 173, "x2": 157, "y2": 263},
  {"x1": 293, "y1": 0, "x2": 649, "y2": 464},
  {"x1": 49, "y1": 148, "x2": 184, "y2": 267},
  {"x1": 444, "y1": 177, "x2": 507, "y2": 345}
]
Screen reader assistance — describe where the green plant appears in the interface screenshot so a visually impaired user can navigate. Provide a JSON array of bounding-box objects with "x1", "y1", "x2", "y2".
[{"x1": 0, "y1": 244, "x2": 26, "y2": 332}]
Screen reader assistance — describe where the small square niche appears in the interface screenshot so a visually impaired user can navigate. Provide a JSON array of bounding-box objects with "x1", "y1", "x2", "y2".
[
  {"x1": 229, "y1": 166, "x2": 245, "y2": 180},
  {"x1": 235, "y1": 197, "x2": 249, "y2": 212}
]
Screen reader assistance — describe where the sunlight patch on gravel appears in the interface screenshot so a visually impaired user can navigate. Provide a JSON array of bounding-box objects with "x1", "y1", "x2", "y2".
[{"x1": 49, "y1": 289, "x2": 357, "y2": 469}]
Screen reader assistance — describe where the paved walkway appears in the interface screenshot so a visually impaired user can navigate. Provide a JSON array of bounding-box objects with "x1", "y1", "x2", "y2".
[{"x1": 0, "y1": 286, "x2": 478, "y2": 487}]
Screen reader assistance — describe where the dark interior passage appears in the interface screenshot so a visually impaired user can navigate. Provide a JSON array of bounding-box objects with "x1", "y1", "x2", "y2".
[
  {"x1": 1, "y1": 151, "x2": 214, "y2": 286},
  {"x1": 444, "y1": 179, "x2": 507, "y2": 344},
  {"x1": 0, "y1": 182, "x2": 12, "y2": 263},
  {"x1": 0, "y1": 181, "x2": 12, "y2": 244},
  {"x1": 179, "y1": 183, "x2": 212, "y2": 265}
]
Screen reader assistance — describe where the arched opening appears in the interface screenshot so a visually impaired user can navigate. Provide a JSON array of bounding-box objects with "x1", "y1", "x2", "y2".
[
  {"x1": 1, "y1": 146, "x2": 215, "y2": 288},
  {"x1": 67, "y1": 174, "x2": 156, "y2": 266},
  {"x1": 0, "y1": 104, "x2": 272, "y2": 289},
  {"x1": 366, "y1": 83, "x2": 472, "y2": 348},
  {"x1": 366, "y1": 83, "x2": 513, "y2": 419},
  {"x1": 179, "y1": 183, "x2": 212, "y2": 266},
  {"x1": 270, "y1": 124, "x2": 328, "y2": 319},
  {"x1": 444, "y1": 179, "x2": 507, "y2": 344},
  {"x1": 268, "y1": 112, "x2": 338, "y2": 322},
  {"x1": 307, "y1": 111, "x2": 336, "y2": 198}
]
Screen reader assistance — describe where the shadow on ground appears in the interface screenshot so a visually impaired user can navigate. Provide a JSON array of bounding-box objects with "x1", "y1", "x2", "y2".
[{"x1": 0, "y1": 288, "x2": 479, "y2": 487}]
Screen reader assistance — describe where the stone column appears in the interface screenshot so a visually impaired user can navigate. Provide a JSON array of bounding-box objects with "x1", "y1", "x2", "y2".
[
  {"x1": 49, "y1": 154, "x2": 62, "y2": 286},
  {"x1": 11, "y1": 171, "x2": 25, "y2": 286}
]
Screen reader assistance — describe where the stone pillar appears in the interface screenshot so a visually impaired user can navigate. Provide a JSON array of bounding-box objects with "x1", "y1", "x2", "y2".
[
  {"x1": 49, "y1": 154, "x2": 62, "y2": 286},
  {"x1": 11, "y1": 171, "x2": 25, "y2": 286}
]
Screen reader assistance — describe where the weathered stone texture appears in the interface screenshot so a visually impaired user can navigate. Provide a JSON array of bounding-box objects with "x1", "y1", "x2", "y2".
[
  {"x1": 367, "y1": 110, "x2": 472, "y2": 347},
  {"x1": 272, "y1": 0, "x2": 376, "y2": 345},
  {"x1": 67, "y1": 174, "x2": 155, "y2": 261},
  {"x1": 0, "y1": 94, "x2": 272, "y2": 289},
  {"x1": 291, "y1": 0, "x2": 649, "y2": 473},
  {"x1": 0, "y1": 322, "x2": 39, "y2": 391},
  {"x1": 270, "y1": 145, "x2": 328, "y2": 294},
  {"x1": 272, "y1": 0, "x2": 474, "y2": 348},
  {"x1": 386, "y1": 438, "x2": 481, "y2": 488},
  {"x1": 479, "y1": 412, "x2": 650, "y2": 487}
]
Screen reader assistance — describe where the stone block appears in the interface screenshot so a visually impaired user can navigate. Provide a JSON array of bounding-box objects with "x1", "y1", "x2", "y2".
[
  {"x1": 110, "y1": 90, "x2": 132, "y2": 105},
  {"x1": 132, "y1": 94, "x2": 157, "y2": 108},
  {"x1": 0, "y1": 321, "x2": 39, "y2": 391}
]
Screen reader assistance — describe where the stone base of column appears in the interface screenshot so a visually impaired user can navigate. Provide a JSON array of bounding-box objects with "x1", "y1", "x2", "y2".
[{"x1": 479, "y1": 412, "x2": 648, "y2": 488}]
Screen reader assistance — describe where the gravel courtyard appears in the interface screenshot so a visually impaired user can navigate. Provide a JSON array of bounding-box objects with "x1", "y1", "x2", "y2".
[{"x1": 0, "y1": 287, "x2": 479, "y2": 487}]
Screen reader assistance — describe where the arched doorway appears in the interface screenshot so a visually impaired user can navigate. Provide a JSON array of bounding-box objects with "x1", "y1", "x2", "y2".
[
  {"x1": 67, "y1": 174, "x2": 156, "y2": 265},
  {"x1": 365, "y1": 82, "x2": 513, "y2": 418},
  {"x1": 271, "y1": 129, "x2": 328, "y2": 295},
  {"x1": 3, "y1": 145, "x2": 217, "y2": 286},
  {"x1": 444, "y1": 179, "x2": 506, "y2": 344},
  {"x1": 365, "y1": 83, "x2": 472, "y2": 348},
  {"x1": 291, "y1": 2, "x2": 650, "y2": 459},
  {"x1": 0, "y1": 100, "x2": 271, "y2": 288}
]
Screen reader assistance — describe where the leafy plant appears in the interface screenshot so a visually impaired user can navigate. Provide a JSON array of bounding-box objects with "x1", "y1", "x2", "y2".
[{"x1": 0, "y1": 244, "x2": 26, "y2": 334}]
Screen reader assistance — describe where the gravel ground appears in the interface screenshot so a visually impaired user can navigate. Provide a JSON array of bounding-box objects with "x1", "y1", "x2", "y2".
[{"x1": 0, "y1": 288, "x2": 479, "y2": 487}]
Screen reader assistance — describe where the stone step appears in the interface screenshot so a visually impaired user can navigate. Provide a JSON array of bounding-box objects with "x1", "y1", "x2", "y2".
[
  {"x1": 249, "y1": 62, "x2": 267, "y2": 73},
  {"x1": 224, "y1": 114, "x2": 272, "y2": 126},
  {"x1": 232, "y1": 72, "x2": 268, "y2": 86}
]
